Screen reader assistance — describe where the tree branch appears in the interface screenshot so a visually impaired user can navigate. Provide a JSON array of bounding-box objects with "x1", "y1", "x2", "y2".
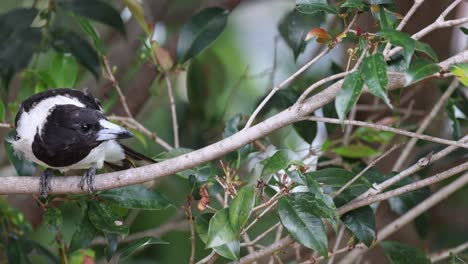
[
  {"x1": 0, "y1": 50, "x2": 465, "y2": 195},
  {"x1": 430, "y1": 241, "x2": 468, "y2": 263}
]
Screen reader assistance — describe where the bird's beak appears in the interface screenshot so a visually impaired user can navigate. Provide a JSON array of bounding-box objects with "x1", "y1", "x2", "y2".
[{"x1": 97, "y1": 120, "x2": 134, "y2": 141}]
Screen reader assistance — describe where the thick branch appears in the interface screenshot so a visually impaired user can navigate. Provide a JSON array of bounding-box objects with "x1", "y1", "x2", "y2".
[{"x1": 0, "y1": 50, "x2": 465, "y2": 195}]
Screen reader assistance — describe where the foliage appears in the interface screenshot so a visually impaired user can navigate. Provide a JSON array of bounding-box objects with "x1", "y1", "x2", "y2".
[{"x1": 0, "y1": 0, "x2": 466, "y2": 263}]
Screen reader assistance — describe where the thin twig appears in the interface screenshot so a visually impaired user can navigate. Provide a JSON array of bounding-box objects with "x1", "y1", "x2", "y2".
[
  {"x1": 306, "y1": 116, "x2": 468, "y2": 149},
  {"x1": 241, "y1": 222, "x2": 282, "y2": 247},
  {"x1": 338, "y1": 163, "x2": 468, "y2": 215},
  {"x1": 102, "y1": 57, "x2": 133, "y2": 118},
  {"x1": 242, "y1": 200, "x2": 279, "y2": 235},
  {"x1": 430, "y1": 241, "x2": 468, "y2": 263},
  {"x1": 0, "y1": 123, "x2": 12, "y2": 128},
  {"x1": 393, "y1": 78, "x2": 459, "y2": 171},
  {"x1": 164, "y1": 74, "x2": 180, "y2": 148},
  {"x1": 108, "y1": 115, "x2": 173, "y2": 150},
  {"x1": 332, "y1": 144, "x2": 401, "y2": 198},
  {"x1": 327, "y1": 224, "x2": 346, "y2": 264},
  {"x1": 342, "y1": 105, "x2": 356, "y2": 146},
  {"x1": 186, "y1": 202, "x2": 196, "y2": 264},
  {"x1": 196, "y1": 251, "x2": 217, "y2": 264}
]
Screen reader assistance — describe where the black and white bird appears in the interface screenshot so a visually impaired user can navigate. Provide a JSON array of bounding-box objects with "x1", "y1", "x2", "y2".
[{"x1": 10, "y1": 88, "x2": 154, "y2": 197}]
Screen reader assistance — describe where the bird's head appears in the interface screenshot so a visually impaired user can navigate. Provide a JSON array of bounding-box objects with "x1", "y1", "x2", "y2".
[{"x1": 39, "y1": 104, "x2": 133, "y2": 146}]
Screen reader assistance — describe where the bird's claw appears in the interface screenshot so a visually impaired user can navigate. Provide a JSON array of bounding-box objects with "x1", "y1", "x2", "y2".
[
  {"x1": 39, "y1": 169, "x2": 54, "y2": 199},
  {"x1": 79, "y1": 166, "x2": 96, "y2": 194}
]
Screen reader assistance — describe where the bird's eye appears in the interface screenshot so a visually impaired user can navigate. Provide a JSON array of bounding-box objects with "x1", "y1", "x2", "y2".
[{"x1": 81, "y1": 124, "x2": 91, "y2": 133}]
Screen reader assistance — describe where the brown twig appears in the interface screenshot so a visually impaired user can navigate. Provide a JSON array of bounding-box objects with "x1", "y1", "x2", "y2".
[
  {"x1": 164, "y1": 74, "x2": 180, "y2": 148},
  {"x1": 103, "y1": 57, "x2": 133, "y2": 118}
]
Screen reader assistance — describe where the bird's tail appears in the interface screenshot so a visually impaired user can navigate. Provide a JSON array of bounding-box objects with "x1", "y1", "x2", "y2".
[{"x1": 105, "y1": 144, "x2": 156, "y2": 171}]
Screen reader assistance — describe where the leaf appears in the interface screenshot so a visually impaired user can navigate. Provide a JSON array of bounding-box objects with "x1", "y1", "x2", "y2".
[
  {"x1": 378, "y1": 30, "x2": 415, "y2": 66},
  {"x1": 279, "y1": 10, "x2": 325, "y2": 59},
  {"x1": 297, "y1": 188, "x2": 340, "y2": 232},
  {"x1": 0, "y1": 8, "x2": 41, "y2": 87},
  {"x1": 69, "y1": 249, "x2": 95, "y2": 264},
  {"x1": 0, "y1": 99, "x2": 5, "y2": 122},
  {"x1": 123, "y1": 0, "x2": 150, "y2": 36},
  {"x1": 51, "y1": 30, "x2": 100, "y2": 79},
  {"x1": 414, "y1": 41, "x2": 438, "y2": 62},
  {"x1": 100, "y1": 185, "x2": 172, "y2": 210},
  {"x1": 88, "y1": 202, "x2": 129, "y2": 235},
  {"x1": 446, "y1": 99, "x2": 461, "y2": 140},
  {"x1": 223, "y1": 114, "x2": 243, "y2": 138},
  {"x1": 382, "y1": 241, "x2": 431, "y2": 264},
  {"x1": 355, "y1": 127, "x2": 394, "y2": 144},
  {"x1": 335, "y1": 71, "x2": 364, "y2": 125},
  {"x1": 229, "y1": 186, "x2": 255, "y2": 232},
  {"x1": 76, "y1": 16, "x2": 105, "y2": 55},
  {"x1": 333, "y1": 144, "x2": 381, "y2": 158},
  {"x1": 69, "y1": 214, "x2": 98, "y2": 252},
  {"x1": 278, "y1": 196, "x2": 328, "y2": 258},
  {"x1": 361, "y1": 53, "x2": 391, "y2": 107},
  {"x1": 341, "y1": 0, "x2": 369, "y2": 11},
  {"x1": 176, "y1": 8, "x2": 229, "y2": 63},
  {"x1": 195, "y1": 214, "x2": 240, "y2": 261},
  {"x1": 43, "y1": 208, "x2": 62, "y2": 232},
  {"x1": 460, "y1": 27, "x2": 468, "y2": 35},
  {"x1": 305, "y1": 27, "x2": 332, "y2": 44},
  {"x1": 51, "y1": 53, "x2": 78, "y2": 88},
  {"x1": 27, "y1": 240, "x2": 60, "y2": 264},
  {"x1": 105, "y1": 233, "x2": 119, "y2": 261},
  {"x1": 404, "y1": 59, "x2": 440, "y2": 86},
  {"x1": 118, "y1": 237, "x2": 168, "y2": 260},
  {"x1": 206, "y1": 208, "x2": 237, "y2": 248},
  {"x1": 341, "y1": 206, "x2": 375, "y2": 247},
  {"x1": 6, "y1": 236, "x2": 31, "y2": 264},
  {"x1": 296, "y1": 0, "x2": 338, "y2": 14},
  {"x1": 56, "y1": 0, "x2": 125, "y2": 34},
  {"x1": 451, "y1": 63, "x2": 468, "y2": 86},
  {"x1": 261, "y1": 150, "x2": 300, "y2": 180},
  {"x1": 4, "y1": 132, "x2": 36, "y2": 176},
  {"x1": 293, "y1": 120, "x2": 317, "y2": 143}
]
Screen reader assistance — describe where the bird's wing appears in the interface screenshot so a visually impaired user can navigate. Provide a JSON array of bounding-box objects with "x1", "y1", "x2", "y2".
[{"x1": 105, "y1": 144, "x2": 156, "y2": 171}]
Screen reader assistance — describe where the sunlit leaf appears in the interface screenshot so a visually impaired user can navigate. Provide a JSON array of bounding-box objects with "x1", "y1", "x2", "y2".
[
  {"x1": 333, "y1": 144, "x2": 381, "y2": 158},
  {"x1": 51, "y1": 53, "x2": 78, "y2": 88},
  {"x1": 229, "y1": 186, "x2": 255, "y2": 232},
  {"x1": 177, "y1": 8, "x2": 229, "y2": 63},
  {"x1": 261, "y1": 150, "x2": 302, "y2": 180},
  {"x1": 378, "y1": 30, "x2": 414, "y2": 66},
  {"x1": 278, "y1": 195, "x2": 328, "y2": 257},
  {"x1": 382, "y1": 241, "x2": 431, "y2": 264},
  {"x1": 305, "y1": 27, "x2": 332, "y2": 44},
  {"x1": 356, "y1": 127, "x2": 394, "y2": 144},
  {"x1": 451, "y1": 63, "x2": 468, "y2": 86},
  {"x1": 123, "y1": 0, "x2": 150, "y2": 35},
  {"x1": 341, "y1": 0, "x2": 369, "y2": 11},
  {"x1": 405, "y1": 59, "x2": 440, "y2": 86},
  {"x1": 335, "y1": 71, "x2": 364, "y2": 126},
  {"x1": 361, "y1": 53, "x2": 391, "y2": 107}
]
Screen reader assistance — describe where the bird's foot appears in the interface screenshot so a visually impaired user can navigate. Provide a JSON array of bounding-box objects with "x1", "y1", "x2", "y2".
[
  {"x1": 39, "y1": 169, "x2": 54, "y2": 199},
  {"x1": 79, "y1": 166, "x2": 96, "y2": 194}
]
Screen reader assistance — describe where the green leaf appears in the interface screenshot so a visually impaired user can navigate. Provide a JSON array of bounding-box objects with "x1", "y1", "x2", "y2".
[
  {"x1": 451, "y1": 63, "x2": 468, "y2": 86},
  {"x1": 278, "y1": 196, "x2": 328, "y2": 257},
  {"x1": 293, "y1": 120, "x2": 317, "y2": 144},
  {"x1": 405, "y1": 59, "x2": 440, "y2": 86},
  {"x1": 341, "y1": 0, "x2": 369, "y2": 11},
  {"x1": 261, "y1": 150, "x2": 300, "y2": 180},
  {"x1": 378, "y1": 30, "x2": 415, "y2": 66},
  {"x1": 333, "y1": 144, "x2": 381, "y2": 158},
  {"x1": 105, "y1": 233, "x2": 119, "y2": 261},
  {"x1": 195, "y1": 214, "x2": 240, "y2": 261},
  {"x1": 342, "y1": 205, "x2": 375, "y2": 247},
  {"x1": 356, "y1": 127, "x2": 394, "y2": 144},
  {"x1": 0, "y1": 8, "x2": 41, "y2": 87},
  {"x1": 56, "y1": 0, "x2": 125, "y2": 34},
  {"x1": 69, "y1": 249, "x2": 95, "y2": 264},
  {"x1": 206, "y1": 208, "x2": 237, "y2": 248},
  {"x1": 51, "y1": 30, "x2": 100, "y2": 79},
  {"x1": 88, "y1": 202, "x2": 129, "y2": 235},
  {"x1": 229, "y1": 186, "x2": 255, "y2": 232},
  {"x1": 296, "y1": 0, "x2": 338, "y2": 14},
  {"x1": 382, "y1": 241, "x2": 431, "y2": 264},
  {"x1": 100, "y1": 185, "x2": 172, "y2": 210},
  {"x1": 69, "y1": 214, "x2": 98, "y2": 252},
  {"x1": 460, "y1": 27, "x2": 468, "y2": 35},
  {"x1": 51, "y1": 53, "x2": 78, "y2": 88},
  {"x1": 6, "y1": 236, "x2": 31, "y2": 264},
  {"x1": 123, "y1": 0, "x2": 150, "y2": 36},
  {"x1": 370, "y1": 0, "x2": 394, "y2": 4},
  {"x1": 335, "y1": 71, "x2": 364, "y2": 125},
  {"x1": 297, "y1": 187, "x2": 340, "y2": 232},
  {"x1": 43, "y1": 208, "x2": 62, "y2": 232},
  {"x1": 279, "y1": 10, "x2": 325, "y2": 59},
  {"x1": 446, "y1": 99, "x2": 461, "y2": 140},
  {"x1": 223, "y1": 114, "x2": 242, "y2": 138},
  {"x1": 76, "y1": 16, "x2": 105, "y2": 55},
  {"x1": 177, "y1": 8, "x2": 229, "y2": 63},
  {"x1": 27, "y1": 240, "x2": 60, "y2": 264},
  {"x1": 4, "y1": 132, "x2": 36, "y2": 176},
  {"x1": 361, "y1": 53, "x2": 391, "y2": 107},
  {"x1": 118, "y1": 237, "x2": 168, "y2": 260},
  {"x1": 414, "y1": 41, "x2": 438, "y2": 62}
]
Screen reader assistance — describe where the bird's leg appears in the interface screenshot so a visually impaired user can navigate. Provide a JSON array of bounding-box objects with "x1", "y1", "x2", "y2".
[
  {"x1": 79, "y1": 166, "x2": 97, "y2": 194},
  {"x1": 40, "y1": 168, "x2": 54, "y2": 198}
]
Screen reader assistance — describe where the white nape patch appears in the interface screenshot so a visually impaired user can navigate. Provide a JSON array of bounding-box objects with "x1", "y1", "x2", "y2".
[{"x1": 16, "y1": 95, "x2": 85, "y2": 141}]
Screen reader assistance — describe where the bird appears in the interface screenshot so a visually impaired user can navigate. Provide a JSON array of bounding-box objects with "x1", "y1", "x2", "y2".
[{"x1": 9, "y1": 88, "x2": 155, "y2": 198}]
